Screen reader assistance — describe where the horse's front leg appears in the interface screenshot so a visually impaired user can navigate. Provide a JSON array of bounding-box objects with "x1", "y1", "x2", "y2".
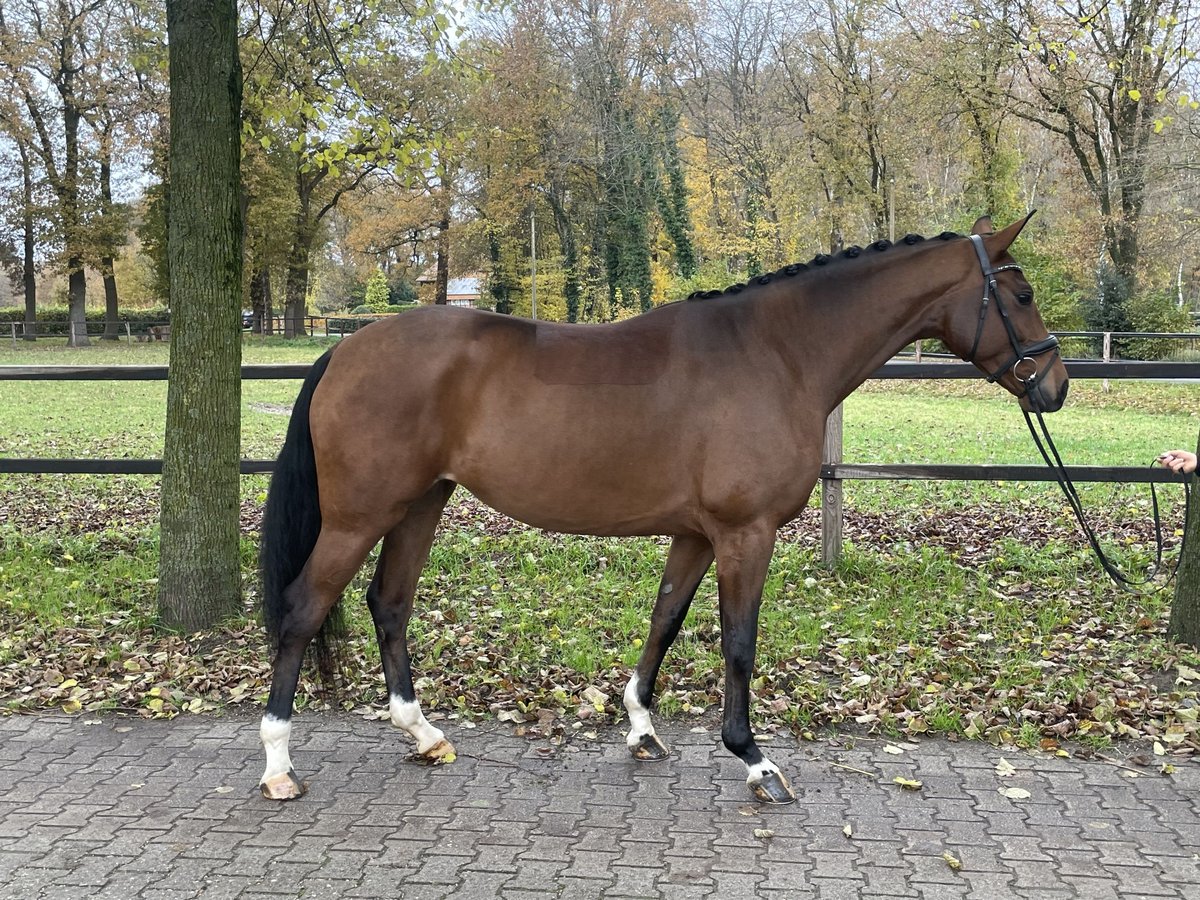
[
  {"x1": 624, "y1": 534, "x2": 714, "y2": 760},
  {"x1": 714, "y1": 525, "x2": 794, "y2": 804}
]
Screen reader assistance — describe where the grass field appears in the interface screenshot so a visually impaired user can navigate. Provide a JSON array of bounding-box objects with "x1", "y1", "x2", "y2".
[{"x1": 1, "y1": 336, "x2": 1197, "y2": 757}]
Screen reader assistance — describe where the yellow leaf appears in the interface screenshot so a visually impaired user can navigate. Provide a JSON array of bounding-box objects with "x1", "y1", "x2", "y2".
[
  {"x1": 62, "y1": 699, "x2": 81, "y2": 714},
  {"x1": 943, "y1": 851, "x2": 963, "y2": 871},
  {"x1": 1128, "y1": 89, "x2": 1142, "y2": 101},
  {"x1": 843, "y1": 824, "x2": 853, "y2": 837},
  {"x1": 1154, "y1": 741, "x2": 1166, "y2": 756},
  {"x1": 893, "y1": 777, "x2": 923, "y2": 791},
  {"x1": 999, "y1": 787, "x2": 1031, "y2": 800}
]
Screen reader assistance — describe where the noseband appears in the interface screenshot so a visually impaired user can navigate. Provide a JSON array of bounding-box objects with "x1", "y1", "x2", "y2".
[{"x1": 966, "y1": 234, "x2": 1060, "y2": 403}]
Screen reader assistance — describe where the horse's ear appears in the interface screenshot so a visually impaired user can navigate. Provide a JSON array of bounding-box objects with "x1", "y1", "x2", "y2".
[
  {"x1": 970, "y1": 216, "x2": 994, "y2": 236},
  {"x1": 988, "y1": 210, "x2": 1037, "y2": 255}
]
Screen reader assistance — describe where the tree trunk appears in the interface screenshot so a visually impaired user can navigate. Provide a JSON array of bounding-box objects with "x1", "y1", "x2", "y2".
[
  {"x1": 250, "y1": 267, "x2": 272, "y2": 334},
  {"x1": 19, "y1": 141, "x2": 35, "y2": 341},
  {"x1": 284, "y1": 254, "x2": 309, "y2": 337},
  {"x1": 100, "y1": 155, "x2": 121, "y2": 340},
  {"x1": 435, "y1": 213, "x2": 450, "y2": 305},
  {"x1": 158, "y1": 0, "x2": 243, "y2": 632},
  {"x1": 67, "y1": 261, "x2": 87, "y2": 346},
  {"x1": 101, "y1": 259, "x2": 119, "y2": 340},
  {"x1": 284, "y1": 194, "x2": 312, "y2": 337},
  {"x1": 63, "y1": 94, "x2": 88, "y2": 346},
  {"x1": 1168, "y1": 433, "x2": 1200, "y2": 647}
]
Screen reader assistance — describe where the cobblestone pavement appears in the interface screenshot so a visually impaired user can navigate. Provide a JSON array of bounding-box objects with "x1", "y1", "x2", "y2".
[{"x1": 1, "y1": 713, "x2": 1198, "y2": 899}]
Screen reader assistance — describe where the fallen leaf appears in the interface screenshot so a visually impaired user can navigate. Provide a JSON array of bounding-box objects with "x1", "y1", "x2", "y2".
[
  {"x1": 943, "y1": 851, "x2": 963, "y2": 871},
  {"x1": 737, "y1": 806, "x2": 757, "y2": 817},
  {"x1": 842, "y1": 824, "x2": 853, "y2": 838},
  {"x1": 883, "y1": 744, "x2": 904, "y2": 755},
  {"x1": 753, "y1": 829, "x2": 774, "y2": 839},
  {"x1": 995, "y1": 758, "x2": 1017, "y2": 777},
  {"x1": 214, "y1": 786, "x2": 234, "y2": 794},
  {"x1": 893, "y1": 777, "x2": 923, "y2": 791},
  {"x1": 1153, "y1": 742, "x2": 1166, "y2": 757},
  {"x1": 998, "y1": 787, "x2": 1030, "y2": 800}
]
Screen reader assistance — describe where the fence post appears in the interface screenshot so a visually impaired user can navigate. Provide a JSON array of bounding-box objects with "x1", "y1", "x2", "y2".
[
  {"x1": 10, "y1": 323, "x2": 16, "y2": 348},
  {"x1": 1102, "y1": 331, "x2": 1111, "y2": 393},
  {"x1": 914, "y1": 340, "x2": 922, "y2": 363},
  {"x1": 821, "y1": 403, "x2": 844, "y2": 568}
]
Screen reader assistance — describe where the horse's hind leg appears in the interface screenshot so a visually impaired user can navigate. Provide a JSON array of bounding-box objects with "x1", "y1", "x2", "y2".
[
  {"x1": 260, "y1": 526, "x2": 381, "y2": 800},
  {"x1": 624, "y1": 534, "x2": 714, "y2": 760},
  {"x1": 367, "y1": 480, "x2": 456, "y2": 760}
]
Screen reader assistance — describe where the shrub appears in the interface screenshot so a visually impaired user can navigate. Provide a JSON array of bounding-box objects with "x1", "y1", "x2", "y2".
[
  {"x1": 0, "y1": 306, "x2": 171, "y2": 336},
  {"x1": 1124, "y1": 289, "x2": 1195, "y2": 360},
  {"x1": 364, "y1": 269, "x2": 390, "y2": 313}
]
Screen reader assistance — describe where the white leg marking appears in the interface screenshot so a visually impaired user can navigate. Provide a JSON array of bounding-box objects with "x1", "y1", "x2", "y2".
[
  {"x1": 260, "y1": 714, "x2": 294, "y2": 783},
  {"x1": 661, "y1": 582, "x2": 674, "y2": 595},
  {"x1": 623, "y1": 673, "x2": 657, "y2": 748},
  {"x1": 746, "y1": 757, "x2": 782, "y2": 786},
  {"x1": 390, "y1": 695, "x2": 447, "y2": 755}
]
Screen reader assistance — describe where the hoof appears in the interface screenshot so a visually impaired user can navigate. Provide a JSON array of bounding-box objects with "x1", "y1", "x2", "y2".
[
  {"x1": 750, "y1": 770, "x2": 795, "y2": 804},
  {"x1": 420, "y1": 738, "x2": 457, "y2": 762},
  {"x1": 629, "y1": 733, "x2": 670, "y2": 761},
  {"x1": 260, "y1": 770, "x2": 307, "y2": 801}
]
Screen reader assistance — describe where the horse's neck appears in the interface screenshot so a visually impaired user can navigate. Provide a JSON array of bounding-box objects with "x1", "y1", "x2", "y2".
[{"x1": 761, "y1": 247, "x2": 967, "y2": 412}]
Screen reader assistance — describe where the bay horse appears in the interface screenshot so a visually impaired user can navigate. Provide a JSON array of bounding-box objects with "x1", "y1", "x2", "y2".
[{"x1": 257, "y1": 214, "x2": 1068, "y2": 803}]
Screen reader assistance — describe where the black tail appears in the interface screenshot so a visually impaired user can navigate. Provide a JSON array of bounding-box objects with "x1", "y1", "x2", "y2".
[{"x1": 259, "y1": 347, "x2": 344, "y2": 690}]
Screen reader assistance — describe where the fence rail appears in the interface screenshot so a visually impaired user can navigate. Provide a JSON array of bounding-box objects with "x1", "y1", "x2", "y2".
[
  {"x1": 2, "y1": 357, "x2": 1197, "y2": 561},
  {"x1": 8, "y1": 315, "x2": 387, "y2": 344}
]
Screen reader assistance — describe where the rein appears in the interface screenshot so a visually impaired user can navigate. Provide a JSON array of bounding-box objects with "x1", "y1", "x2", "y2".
[{"x1": 965, "y1": 234, "x2": 1190, "y2": 592}]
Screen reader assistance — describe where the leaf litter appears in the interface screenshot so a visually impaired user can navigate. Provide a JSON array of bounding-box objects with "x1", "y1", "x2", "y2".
[{"x1": 0, "y1": 486, "x2": 1197, "y2": 767}]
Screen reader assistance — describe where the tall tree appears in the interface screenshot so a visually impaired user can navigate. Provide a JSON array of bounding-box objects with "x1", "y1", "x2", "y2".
[
  {"x1": 158, "y1": 0, "x2": 243, "y2": 631},
  {"x1": 0, "y1": 0, "x2": 106, "y2": 346},
  {"x1": 996, "y1": 0, "x2": 1195, "y2": 285}
]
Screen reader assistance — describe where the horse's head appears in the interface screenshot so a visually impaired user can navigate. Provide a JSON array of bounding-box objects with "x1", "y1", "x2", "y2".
[{"x1": 944, "y1": 213, "x2": 1069, "y2": 413}]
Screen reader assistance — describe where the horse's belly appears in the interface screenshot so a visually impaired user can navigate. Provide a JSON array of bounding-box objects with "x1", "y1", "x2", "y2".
[{"x1": 448, "y1": 427, "x2": 691, "y2": 537}]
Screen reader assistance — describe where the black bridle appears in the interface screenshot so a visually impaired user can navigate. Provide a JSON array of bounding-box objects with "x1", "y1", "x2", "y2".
[
  {"x1": 966, "y1": 234, "x2": 1187, "y2": 591},
  {"x1": 966, "y1": 234, "x2": 1060, "y2": 406}
]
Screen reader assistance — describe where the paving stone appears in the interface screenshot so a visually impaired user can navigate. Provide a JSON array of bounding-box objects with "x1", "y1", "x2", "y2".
[{"x1": 1, "y1": 714, "x2": 1198, "y2": 900}]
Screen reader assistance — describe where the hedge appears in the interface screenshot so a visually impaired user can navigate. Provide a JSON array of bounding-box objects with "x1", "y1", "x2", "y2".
[{"x1": 0, "y1": 306, "x2": 171, "y2": 335}]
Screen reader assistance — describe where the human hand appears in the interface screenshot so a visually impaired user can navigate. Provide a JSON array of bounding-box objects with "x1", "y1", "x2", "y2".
[{"x1": 1158, "y1": 450, "x2": 1197, "y2": 474}]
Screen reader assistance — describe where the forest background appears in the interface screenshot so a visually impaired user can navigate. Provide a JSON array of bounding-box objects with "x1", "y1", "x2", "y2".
[{"x1": 1, "y1": 0, "x2": 1198, "y2": 344}]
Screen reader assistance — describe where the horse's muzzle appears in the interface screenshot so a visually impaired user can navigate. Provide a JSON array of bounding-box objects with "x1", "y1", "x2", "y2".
[{"x1": 1025, "y1": 376, "x2": 1068, "y2": 413}]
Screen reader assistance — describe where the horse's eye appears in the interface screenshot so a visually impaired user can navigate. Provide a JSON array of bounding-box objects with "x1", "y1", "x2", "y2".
[{"x1": 1017, "y1": 292, "x2": 1033, "y2": 306}]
